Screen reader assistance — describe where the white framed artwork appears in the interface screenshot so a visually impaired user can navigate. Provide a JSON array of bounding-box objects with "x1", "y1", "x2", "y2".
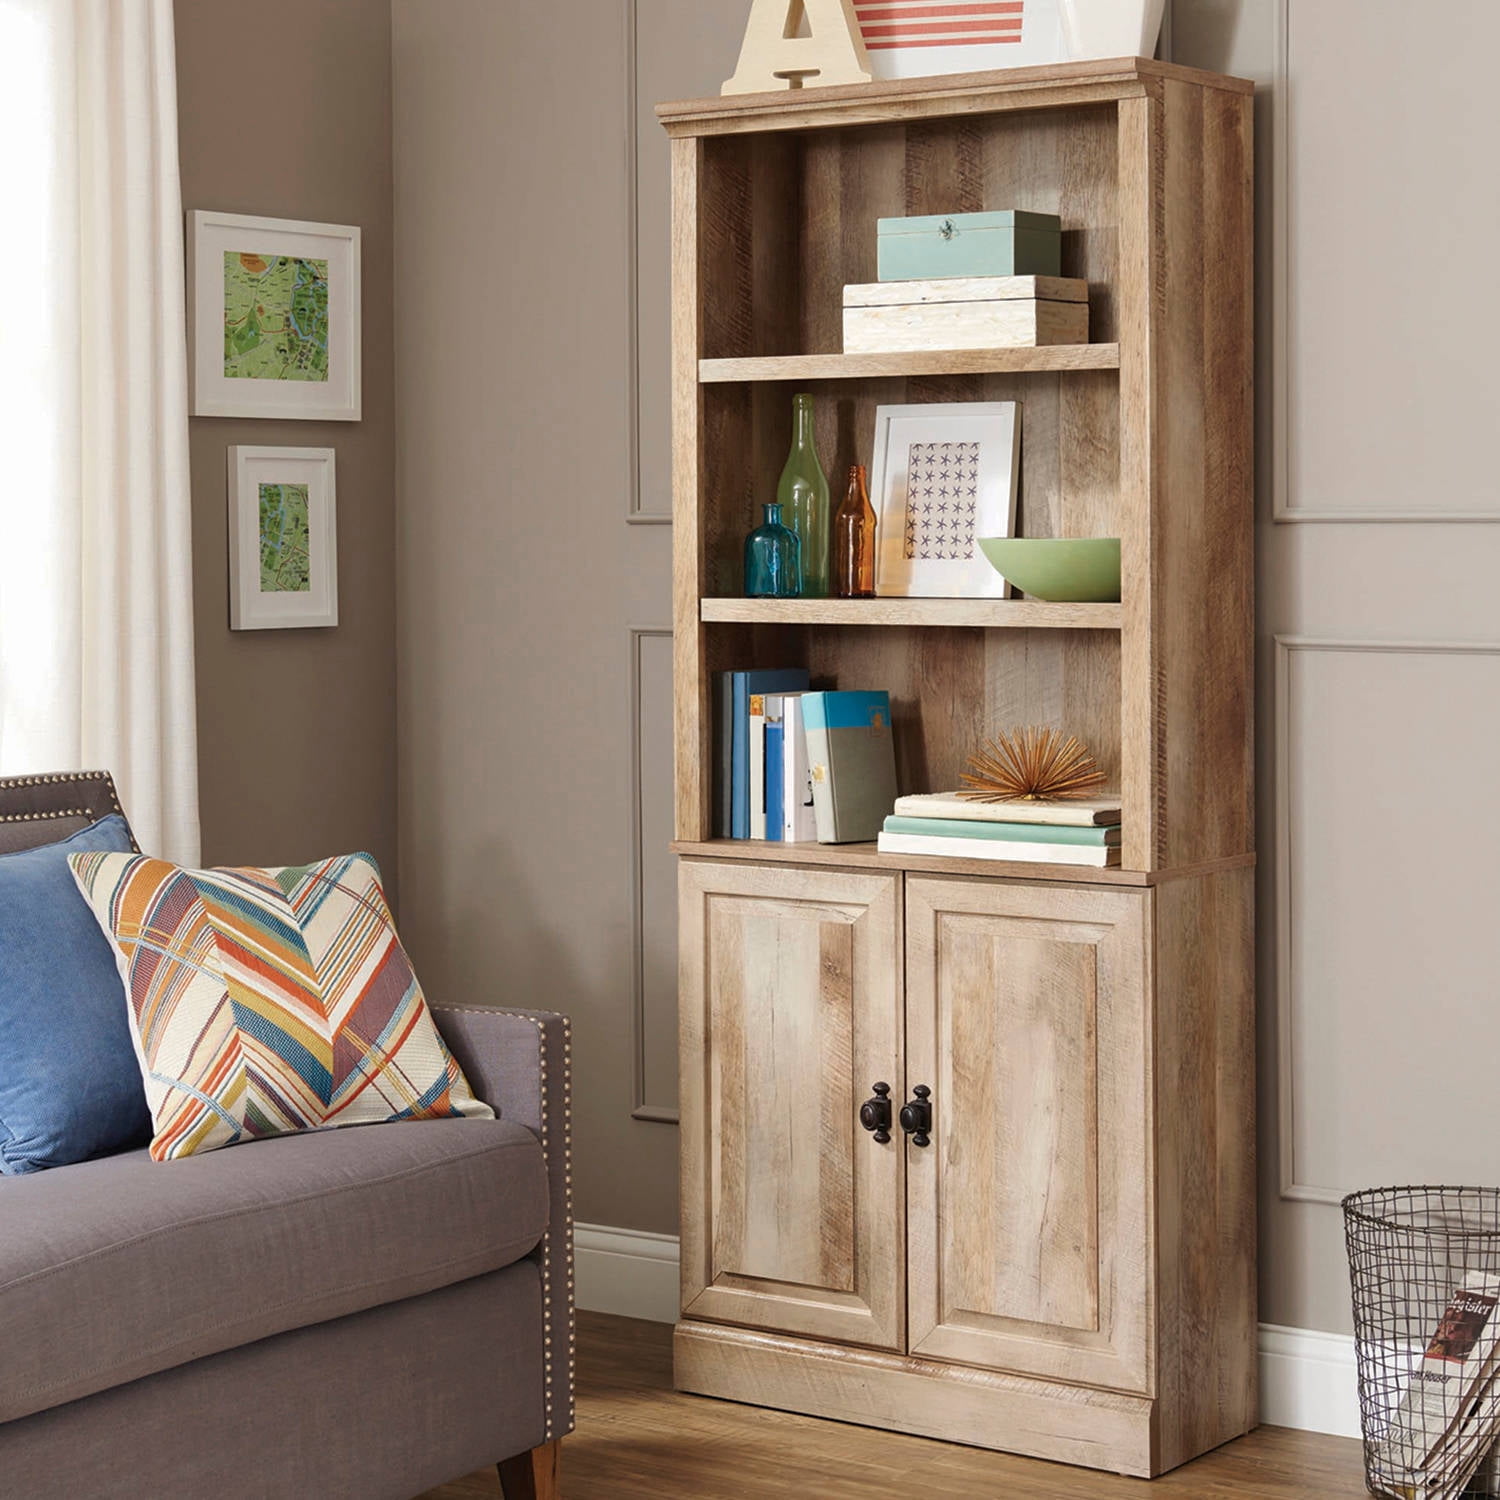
[
  {"x1": 188, "y1": 210, "x2": 361, "y2": 421},
  {"x1": 871, "y1": 402, "x2": 1021, "y2": 598},
  {"x1": 227, "y1": 446, "x2": 338, "y2": 630},
  {"x1": 854, "y1": 0, "x2": 1067, "y2": 79}
]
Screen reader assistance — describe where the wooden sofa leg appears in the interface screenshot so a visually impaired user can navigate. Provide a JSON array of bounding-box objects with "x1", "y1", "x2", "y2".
[{"x1": 497, "y1": 1439, "x2": 561, "y2": 1500}]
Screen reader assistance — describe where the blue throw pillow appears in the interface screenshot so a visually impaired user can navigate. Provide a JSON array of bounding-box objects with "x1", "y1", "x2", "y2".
[{"x1": 0, "y1": 813, "x2": 150, "y2": 1173}]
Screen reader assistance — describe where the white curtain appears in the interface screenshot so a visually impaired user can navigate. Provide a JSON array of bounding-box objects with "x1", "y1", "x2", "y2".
[{"x1": 0, "y1": 0, "x2": 200, "y2": 863}]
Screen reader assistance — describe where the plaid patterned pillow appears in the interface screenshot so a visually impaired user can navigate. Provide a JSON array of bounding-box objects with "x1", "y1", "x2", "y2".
[{"x1": 69, "y1": 849, "x2": 492, "y2": 1160}]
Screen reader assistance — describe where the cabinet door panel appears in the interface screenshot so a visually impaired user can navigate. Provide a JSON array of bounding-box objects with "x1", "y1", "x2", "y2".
[
  {"x1": 680, "y1": 860, "x2": 904, "y2": 1349},
  {"x1": 906, "y1": 877, "x2": 1151, "y2": 1393}
]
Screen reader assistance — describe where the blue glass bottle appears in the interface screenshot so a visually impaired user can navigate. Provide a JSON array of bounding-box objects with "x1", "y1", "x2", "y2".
[{"x1": 744, "y1": 502, "x2": 802, "y2": 598}]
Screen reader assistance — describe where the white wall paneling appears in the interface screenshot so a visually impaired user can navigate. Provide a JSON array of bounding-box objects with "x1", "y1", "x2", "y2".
[
  {"x1": 1272, "y1": 0, "x2": 1500, "y2": 522},
  {"x1": 630, "y1": 626, "x2": 678, "y2": 1122},
  {"x1": 623, "y1": 0, "x2": 665, "y2": 524},
  {"x1": 628, "y1": 2, "x2": 746, "y2": 523},
  {"x1": 1275, "y1": 637, "x2": 1500, "y2": 1204}
]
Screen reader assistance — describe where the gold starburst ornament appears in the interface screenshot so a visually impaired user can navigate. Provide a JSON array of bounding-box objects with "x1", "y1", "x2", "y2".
[{"x1": 958, "y1": 726, "x2": 1107, "y2": 803}]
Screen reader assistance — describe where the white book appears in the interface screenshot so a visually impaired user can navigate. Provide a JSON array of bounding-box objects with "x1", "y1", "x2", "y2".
[
  {"x1": 748, "y1": 694, "x2": 767, "y2": 840},
  {"x1": 877, "y1": 831, "x2": 1120, "y2": 867},
  {"x1": 892, "y1": 791, "x2": 1121, "y2": 827},
  {"x1": 779, "y1": 693, "x2": 818, "y2": 843}
]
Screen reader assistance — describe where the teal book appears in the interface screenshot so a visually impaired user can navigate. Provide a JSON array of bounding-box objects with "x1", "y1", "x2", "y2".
[
  {"x1": 802, "y1": 691, "x2": 897, "y2": 844},
  {"x1": 882, "y1": 816, "x2": 1120, "y2": 847}
]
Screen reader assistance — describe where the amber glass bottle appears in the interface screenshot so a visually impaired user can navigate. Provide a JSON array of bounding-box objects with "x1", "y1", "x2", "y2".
[{"x1": 832, "y1": 464, "x2": 877, "y2": 599}]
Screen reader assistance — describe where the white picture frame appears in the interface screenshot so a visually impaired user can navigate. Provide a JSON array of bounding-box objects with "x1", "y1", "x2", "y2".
[
  {"x1": 188, "y1": 210, "x2": 361, "y2": 421},
  {"x1": 228, "y1": 446, "x2": 338, "y2": 630},
  {"x1": 871, "y1": 402, "x2": 1021, "y2": 598}
]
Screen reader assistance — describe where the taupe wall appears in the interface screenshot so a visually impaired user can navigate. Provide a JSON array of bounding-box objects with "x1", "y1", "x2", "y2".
[
  {"x1": 175, "y1": 0, "x2": 397, "y2": 880},
  {"x1": 390, "y1": 0, "x2": 699, "y2": 1235},
  {"x1": 391, "y1": 0, "x2": 1500, "y2": 1330},
  {"x1": 1169, "y1": 0, "x2": 1500, "y2": 1334}
]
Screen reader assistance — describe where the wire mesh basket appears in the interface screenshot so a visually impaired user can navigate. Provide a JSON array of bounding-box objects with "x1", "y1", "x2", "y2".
[{"x1": 1345, "y1": 1187, "x2": 1500, "y2": 1499}]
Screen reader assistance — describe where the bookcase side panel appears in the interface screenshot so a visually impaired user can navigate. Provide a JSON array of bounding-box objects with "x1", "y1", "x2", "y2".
[
  {"x1": 1154, "y1": 80, "x2": 1255, "y2": 869},
  {"x1": 1114, "y1": 90, "x2": 1161, "y2": 874},
  {"x1": 1151, "y1": 864, "x2": 1257, "y2": 1470},
  {"x1": 673, "y1": 134, "x2": 708, "y2": 840}
]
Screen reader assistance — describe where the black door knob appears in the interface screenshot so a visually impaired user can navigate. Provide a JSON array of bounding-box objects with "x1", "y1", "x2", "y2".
[
  {"x1": 900, "y1": 1084, "x2": 933, "y2": 1147},
  {"x1": 859, "y1": 1082, "x2": 893, "y2": 1144}
]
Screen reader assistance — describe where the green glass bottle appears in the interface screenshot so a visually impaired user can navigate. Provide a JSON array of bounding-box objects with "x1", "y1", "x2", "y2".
[{"x1": 778, "y1": 393, "x2": 830, "y2": 598}]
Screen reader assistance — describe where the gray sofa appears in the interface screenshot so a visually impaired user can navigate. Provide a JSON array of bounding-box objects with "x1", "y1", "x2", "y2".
[{"x1": 0, "y1": 772, "x2": 573, "y2": 1500}]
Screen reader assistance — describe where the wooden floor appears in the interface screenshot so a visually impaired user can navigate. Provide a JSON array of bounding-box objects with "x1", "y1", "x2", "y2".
[{"x1": 420, "y1": 1312, "x2": 1370, "y2": 1499}]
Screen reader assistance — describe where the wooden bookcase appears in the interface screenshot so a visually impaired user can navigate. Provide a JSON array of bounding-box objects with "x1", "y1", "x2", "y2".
[{"x1": 661, "y1": 58, "x2": 1255, "y2": 1478}]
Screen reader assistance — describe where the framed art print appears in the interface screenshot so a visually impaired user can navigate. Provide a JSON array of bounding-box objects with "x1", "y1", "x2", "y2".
[
  {"x1": 228, "y1": 446, "x2": 338, "y2": 630},
  {"x1": 871, "y1": 402, "x2": 1021, "y2": 598},
  {"x1": 189, "y1": 211, "x2": 361, "y2": 420}
]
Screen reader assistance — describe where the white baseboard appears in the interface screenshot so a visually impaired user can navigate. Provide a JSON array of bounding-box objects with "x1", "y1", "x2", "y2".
[
  {"x1": 574, "y1": 1225, "x2": 1363, "y2": 1441},
  {"x1": 1258, "y1": 1322, "x2": 1362, "y2": 1439},
  {"x1": 574, "y1": 1222, "x2": 681, "y2": 1324}
]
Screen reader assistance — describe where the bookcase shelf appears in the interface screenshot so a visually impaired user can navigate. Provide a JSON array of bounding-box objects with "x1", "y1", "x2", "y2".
[
  {"x1": 699, "y1": 346, "x2": 1120, "y2": 383},
  {"x1": 673, "y1": 838, "x2": 1255, "y2": 887},
  {"x1": 699, "y1": 597, "x2": 1122, "y2": 629},
  {"x1": 672, "y1": 836, "x2": 1146, "y2": 885}
]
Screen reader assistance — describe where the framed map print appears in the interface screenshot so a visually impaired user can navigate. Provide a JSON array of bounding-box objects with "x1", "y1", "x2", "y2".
[
  {"x1": 228, "y1": 446, "x2": 338, "y2": 630},
  {"x1": 870, "y1": 402, "x2": 1020, "y2": 598},
  {"x1": 189, "y1": 211, "x2": 361, "y2": 420}
]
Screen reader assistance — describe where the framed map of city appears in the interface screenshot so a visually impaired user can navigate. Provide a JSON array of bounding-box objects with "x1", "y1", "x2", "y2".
[
  {"x1": 189, "y1": 211, "x2": 361, "y2": 421},
  {"x1": 228, "y1": 446, "x2": 338, "y2": 630}
]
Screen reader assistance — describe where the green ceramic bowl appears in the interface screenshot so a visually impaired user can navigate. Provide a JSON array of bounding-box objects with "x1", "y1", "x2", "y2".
[{"x1": 977, "y1": 537, "x2": 1122, "y2": 603}]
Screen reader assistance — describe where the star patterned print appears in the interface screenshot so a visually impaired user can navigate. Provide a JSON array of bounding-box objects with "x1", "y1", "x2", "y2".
[{"x1": 903, "y1": 441, "x2": 981, "y2": 561}]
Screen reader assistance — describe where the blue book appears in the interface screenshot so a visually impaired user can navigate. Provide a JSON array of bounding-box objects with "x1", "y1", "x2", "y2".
[
  {"x1": 764, "y1": 719, "x2": 784, "y2": 843},
  {"x1": 731, "y1": 669, "x2": 809, "y2": 839}
]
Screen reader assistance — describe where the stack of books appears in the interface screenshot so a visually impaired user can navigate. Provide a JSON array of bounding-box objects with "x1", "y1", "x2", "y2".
[
  {"x1": 715, "y1": 672, "x2": 897, "y2": 845},
  {"x1": 877, "y1": 791, "x2": 1122, "y2": 867},
  {"x1": 714, "y1": 669, "x2": 809, "y2": 841}
]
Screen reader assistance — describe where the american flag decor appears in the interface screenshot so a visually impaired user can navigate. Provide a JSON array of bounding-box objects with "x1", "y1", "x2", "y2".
[
  {"x1": 856, "y1": 0, "x2": 1025, "y2": 51},
  {"x1": 855, "y1": 0, "x2": 1066, "y2": 78}
]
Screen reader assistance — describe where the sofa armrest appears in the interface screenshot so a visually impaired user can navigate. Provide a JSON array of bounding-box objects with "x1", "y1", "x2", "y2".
[{"x1": 431, "y1": 1004, "x2": 575, "y2": 1443}]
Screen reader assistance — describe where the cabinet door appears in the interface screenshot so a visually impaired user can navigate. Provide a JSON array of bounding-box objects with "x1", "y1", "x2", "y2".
[
  {"x1": 679, "y1": 860, "x2": 904, "y2": 1350},
  {"x1": 905, "y1": 877, "x2": 1151, "y2": 1392}
]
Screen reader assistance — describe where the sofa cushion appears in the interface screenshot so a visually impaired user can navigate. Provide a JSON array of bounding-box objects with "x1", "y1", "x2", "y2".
[
  {"x1": 0, "y1": 1116, "x2": 547, "y2": 1423},
  {"x1": 68, "y1": 849, "x2": 493, "y2": 1160},
  {"x1": 0, "y1": 814, "x2": 151, "y2": 1175}
]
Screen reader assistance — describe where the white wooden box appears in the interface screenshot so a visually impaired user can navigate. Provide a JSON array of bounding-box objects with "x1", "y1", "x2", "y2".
[{"x1": 842, "y1": 275, "x2": 1089, "y2": 353}]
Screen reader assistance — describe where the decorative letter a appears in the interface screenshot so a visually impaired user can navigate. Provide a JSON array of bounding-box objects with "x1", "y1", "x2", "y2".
[{"x1": 722, "y1": 0, "x2": 873, "y2": 96}]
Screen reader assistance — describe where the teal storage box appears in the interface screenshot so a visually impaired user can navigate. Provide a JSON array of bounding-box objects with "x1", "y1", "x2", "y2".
[{"x1": 877, "y1": 210, "x2": 1062, "y2": 282}]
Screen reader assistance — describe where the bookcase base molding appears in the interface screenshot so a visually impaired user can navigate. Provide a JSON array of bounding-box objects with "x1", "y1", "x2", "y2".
[{"x1": 675, "y1": 1321, "x2": 1159, "y2": 1477}]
